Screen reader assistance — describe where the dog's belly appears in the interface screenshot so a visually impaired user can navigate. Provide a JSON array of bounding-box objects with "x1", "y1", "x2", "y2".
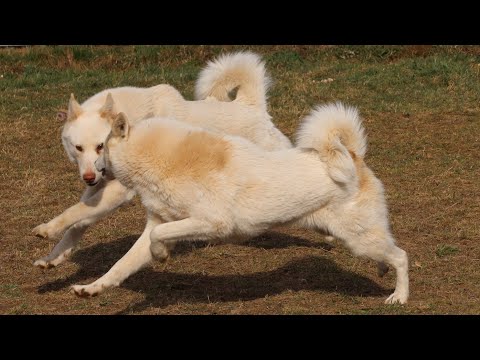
[{"x1": 230, "y1": 162, "x2": 335, "y2": 233}]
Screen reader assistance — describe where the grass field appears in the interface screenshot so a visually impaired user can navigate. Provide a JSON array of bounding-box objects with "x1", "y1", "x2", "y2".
[{"x1": 1, "y1": 45, "x2": 479, "y2": 314}]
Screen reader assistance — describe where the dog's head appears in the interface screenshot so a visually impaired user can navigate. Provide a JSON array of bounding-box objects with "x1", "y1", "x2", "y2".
[
  {"x1": 94, "y1": 112, "x2": 130, "y2": 180},
  {"x1": 61, "y1": 93, "x2": 118, "y2": 186}
]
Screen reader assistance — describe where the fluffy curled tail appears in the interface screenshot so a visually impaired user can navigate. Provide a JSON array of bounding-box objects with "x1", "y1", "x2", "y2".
[
  {"x1": 194, "y1": 51, "x2": 271, "y2": 109},
  {"x1": 296, "y1": 102, "x2": 367, "y2": 185}
]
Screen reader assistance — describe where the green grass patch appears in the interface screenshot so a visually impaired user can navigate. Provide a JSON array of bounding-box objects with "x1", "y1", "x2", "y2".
[{"x1": 436, "y1": 245, "x2": 460, "y2": 258}]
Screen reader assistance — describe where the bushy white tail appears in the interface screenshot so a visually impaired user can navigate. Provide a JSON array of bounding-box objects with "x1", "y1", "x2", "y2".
[
  {"x1": 194, "y1": 51, "x2": 271, "y2": 109},
  {"x1": 296, "y1": 102, "x2": 367, "y2": 184}
]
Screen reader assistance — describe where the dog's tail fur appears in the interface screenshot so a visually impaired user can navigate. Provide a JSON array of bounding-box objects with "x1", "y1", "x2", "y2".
[
  {"x1": 296, "y1": 102, "x2": 367, "y2": 185},
  {"x1": 194, "y1": 51, "x2": 270, "y2": 109}
]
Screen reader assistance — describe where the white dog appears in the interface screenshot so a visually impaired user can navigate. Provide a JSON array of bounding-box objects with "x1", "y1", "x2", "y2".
[
  {"x1": 72, "y1": 103, "x2": 409, "y2": 304},
  {"x1": 33, "y1": 52, "x2": 292, "y2": 268}
]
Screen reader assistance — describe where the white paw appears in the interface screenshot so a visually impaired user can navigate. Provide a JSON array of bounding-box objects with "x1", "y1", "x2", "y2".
[
  {"x1": 33, "y1": 249, "x2": 73, "y2": 269},
  {"x1": 34, "y1": 259, "x2": 55, "y2": 269},
  {"x1": 324, "y1": 235, "x2": 336, "y2": 243},
  {"x1": 32, "y1": 223, "x2": 51, "y2": 238},
  {"x1": 150, "y1": 242, "x2": 170, "y2": 262},
  {"x1": 32, "y1": 223, "x2": 61, "y2": 239},
  {"x1": 71, "y1": 283, "x2": 104, "y2": 298},
  {"x1": 385, "y1": 292, "x2": 408, "y2": 305}
]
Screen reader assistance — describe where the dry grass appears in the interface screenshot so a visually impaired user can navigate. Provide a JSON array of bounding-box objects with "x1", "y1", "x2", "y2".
[{"x1": 1, "y1": 45, "x2": 479, "y2": 314}]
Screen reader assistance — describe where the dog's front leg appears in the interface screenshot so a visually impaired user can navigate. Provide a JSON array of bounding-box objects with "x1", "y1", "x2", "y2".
[
  {"x1": 148, "y1": 218, "x2": 218, "y2": 260},
  {"x1": 71, "y1": 217, "x2": 217, "y2": 297},
  {"x1": 33, "y1": 179, "x2": 134, "y2": 240},
  {"x1": 33, "y1": 179, "x2": 135, "y2": 269},
  {"x1": 71, "y1": 212, "x2": 163, "y2": 297}
]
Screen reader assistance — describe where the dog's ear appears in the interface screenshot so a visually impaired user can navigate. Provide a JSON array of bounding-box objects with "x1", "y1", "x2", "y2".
[
  {"x1": 111, "y1": 112, "x2": 130, "y2": 139},
  {"x1": 100, "y1": 93, "x2": 116, "y2": 120},
  {"x1": 57, "y1": 110, "x2": 68, "y2": 122},
  {"x1": 67, "y1": 93, "x2": 83, "y2": 121}
]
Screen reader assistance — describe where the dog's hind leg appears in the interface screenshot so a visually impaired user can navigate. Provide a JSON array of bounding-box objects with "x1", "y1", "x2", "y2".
[
  {"x1": 381, "y1": 245, "x2": 408, "y2": 304},
  {"x1": 71, "y1": 212, "x2": 162, "y2": 297},
  {"x1": 334, "y1": 226, "x2": 408, "y2": 304},
  {"x1": 33, "y1": 179, "x2": 135, "y2": 269},
  {"x1": 304, "y1": 212, "x2": 409, "y2": 304}
]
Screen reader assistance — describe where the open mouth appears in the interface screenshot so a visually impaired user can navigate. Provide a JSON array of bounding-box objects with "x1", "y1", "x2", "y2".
[{"x1": 85, "y1": 181, "x2": 98, "y2": 187}]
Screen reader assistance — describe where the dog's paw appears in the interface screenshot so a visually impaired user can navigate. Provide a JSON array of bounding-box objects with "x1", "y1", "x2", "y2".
[
  {"x1": 33, "y1": 249, "x2": 73, "y2": 269},
  {"x1": 33, "y1": 223, "x2": 51, "y2": 238},
  {"x1": 150, "y1": 242, "x2": 170, "y2": 262},
  {"x1": 33, "y1": 259, "x2": 56, "y2": 269},
  {"x1": 377, "y1": 262, "x2": 389, "y2": 278},
  {"x1": 32, "y1": 223, "x2": 62, "y2": 239},
  {"x1": 71, "y1": 284, "x2": 104, "y2": 298},
  {"x1": 324, "y1": 235, "x2": 336, "y2": 243},
  {"x1": 385, "y1": 292, "x2": 408, "y2": 305}
]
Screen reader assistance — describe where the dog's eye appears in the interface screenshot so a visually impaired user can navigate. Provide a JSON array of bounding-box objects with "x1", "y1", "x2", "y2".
[
  {"x1": 96, "y1": 143, "x2": 104, "y2": 153},
  {"x1": 75, "y1": 145, "x2": 83, "y2": 152}
]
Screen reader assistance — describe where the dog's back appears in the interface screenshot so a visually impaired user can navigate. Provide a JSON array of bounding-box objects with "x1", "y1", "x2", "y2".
[
  {"x1": 111, "y1": 117, "x2": 342, "y2": 235},
  {"x1": 78, "y1": 62, "x2": 292, "y2": 152}
]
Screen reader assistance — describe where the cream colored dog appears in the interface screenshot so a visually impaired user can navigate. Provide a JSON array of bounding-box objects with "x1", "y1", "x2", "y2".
[
  {"x1": 33, "y1": 52, "x2": 292, "y2": 268},
  {"x1": 72, "y1": 103, "x2": 409, "y2": 305}
]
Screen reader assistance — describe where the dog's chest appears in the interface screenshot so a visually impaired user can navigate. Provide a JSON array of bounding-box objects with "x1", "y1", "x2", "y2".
[{"x1": 137, "y1": 186, "x2": 188, "y2": 222}]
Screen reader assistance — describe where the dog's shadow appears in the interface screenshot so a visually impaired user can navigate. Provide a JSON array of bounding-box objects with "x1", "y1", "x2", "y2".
[
  {"x1": 37, "y1": 232, "x2": 390, "y2": 313},
  {"x1": 172, "y1": 231, "x2": 335, "y2": 255}
]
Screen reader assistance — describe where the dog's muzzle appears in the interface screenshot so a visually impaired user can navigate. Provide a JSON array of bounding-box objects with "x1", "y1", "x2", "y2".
[{"x1": 86, "y1": 180, "x2": 98, "y2": 187}]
